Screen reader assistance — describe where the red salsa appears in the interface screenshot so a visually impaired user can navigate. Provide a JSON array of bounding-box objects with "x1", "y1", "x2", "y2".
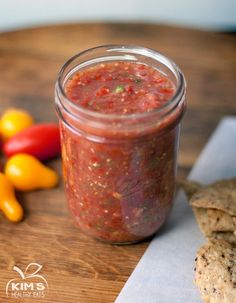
[
  {"x1": 59, "y1": 60, "x2": 183, "y2": 243},
  {"x1": 66, "y1": 62, "x2": 175, "y2": 114}
]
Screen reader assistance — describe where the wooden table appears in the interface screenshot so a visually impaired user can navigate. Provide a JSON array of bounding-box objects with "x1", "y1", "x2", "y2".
[{"x1": 0, "y1": 23, "x2": 235, "y2": 303}]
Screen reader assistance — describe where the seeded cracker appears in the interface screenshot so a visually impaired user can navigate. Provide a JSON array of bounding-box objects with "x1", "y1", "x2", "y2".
[{"x1": 195, "y1": 240, "x2": 236, "y2": 303}]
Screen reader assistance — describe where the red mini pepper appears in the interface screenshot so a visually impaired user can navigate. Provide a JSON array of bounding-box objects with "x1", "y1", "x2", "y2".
[{"x1": 3, "y1": 123, "x2": 61, "y2": 161}]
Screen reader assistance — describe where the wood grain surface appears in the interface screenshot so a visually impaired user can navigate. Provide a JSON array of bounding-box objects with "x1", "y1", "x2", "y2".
[{"x1": 0, "y1": 23, "x2": 235, "y2": 303}]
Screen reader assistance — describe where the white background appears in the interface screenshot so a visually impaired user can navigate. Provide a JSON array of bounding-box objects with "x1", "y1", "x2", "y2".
[{"x1": 1, "y1": 0, "x2": 236, "y2": 32}]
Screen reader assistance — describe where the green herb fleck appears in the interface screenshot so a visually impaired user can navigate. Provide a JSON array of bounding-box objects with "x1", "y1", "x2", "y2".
[
  {"x1": 115, "y1": 85, "x2": 124, "y2": 93},
  {"x1": 134, "y1": 78, "x2": 142, "y2": 83}
]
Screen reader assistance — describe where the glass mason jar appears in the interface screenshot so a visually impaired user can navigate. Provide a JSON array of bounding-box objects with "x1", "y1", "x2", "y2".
[{"x1": 55, "y1": 45, "x2": 186, "y2": 244}]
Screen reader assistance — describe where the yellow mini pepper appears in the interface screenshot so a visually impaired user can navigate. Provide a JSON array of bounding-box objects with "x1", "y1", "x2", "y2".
[
  {"x1": 0, "y1": 173, "x2": 23, "y2": 222},
  {"x1": 5, "y1": 153, "x2": 59, "y2": 191},
  {"x1": 0, "y1": 108, "x2": 34, "y2": 140}
]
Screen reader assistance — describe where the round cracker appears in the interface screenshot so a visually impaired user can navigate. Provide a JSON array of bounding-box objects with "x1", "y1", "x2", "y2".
[{"x1": 195, "y1": 239, "x2": 236, "y2": 303}]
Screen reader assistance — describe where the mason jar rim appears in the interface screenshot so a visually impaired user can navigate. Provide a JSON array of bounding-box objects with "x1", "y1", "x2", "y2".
[{"x1": 55, "y1": 44, "x2": 186, "y2": 126}]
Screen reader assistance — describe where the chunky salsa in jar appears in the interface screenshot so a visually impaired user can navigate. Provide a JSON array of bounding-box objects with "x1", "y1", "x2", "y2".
[{"x1": 55, "y1": 46, "x2": 186, "y2": 244}]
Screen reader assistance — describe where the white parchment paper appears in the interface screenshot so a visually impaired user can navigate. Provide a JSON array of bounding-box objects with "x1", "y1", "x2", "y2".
[{"x1": 115, "y1": 117, "x2": 236, "y2": 303}]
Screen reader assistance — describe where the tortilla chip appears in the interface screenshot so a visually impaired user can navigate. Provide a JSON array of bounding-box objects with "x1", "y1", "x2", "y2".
[
  {"x1": 209, "y1": 232, "x2": 236, "y2": 246},
  {"x1": 193, "y1": 207, "x2": 236, "y2": 238},
  {"x1": 193, "y1": 207, "x2": 212, "y2": 236},
  {"x1": 233, "y1": 217, "x2": 236, "y2": 225},
  {"x1": 177, "y1": 179, "x2": 203, "y2": 200},
  {"x1": 190, "y1": 178, "x2": 236, "y2": 216},
  {"x1": 195, "y1": 240, "x2": 236, "y2": 303},
  {"x1": 207, "y1": 209, "x2": 236, "y2": 232}
]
